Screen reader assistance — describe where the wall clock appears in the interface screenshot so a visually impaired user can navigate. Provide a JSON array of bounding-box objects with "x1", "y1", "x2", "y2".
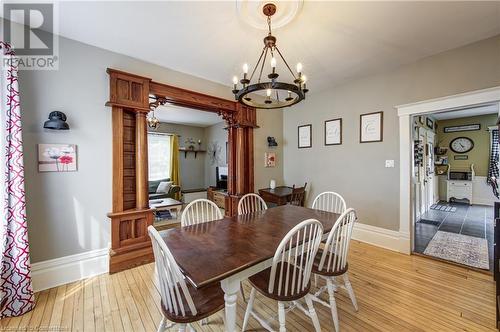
[{"x1": 449, "y1": 137, "x2": 474, "y2": 154}]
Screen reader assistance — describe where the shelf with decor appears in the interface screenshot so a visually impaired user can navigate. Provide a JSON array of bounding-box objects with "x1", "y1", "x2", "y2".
[
  {"x1": 435, "y1": 164, "x2": 449, "y2": 175},
  {"x1": 178, "y1": 147, "x2": 206, "y2": 158},
  {"x1": 434, "y1": 146, "x2": 448, "y2": 155}
]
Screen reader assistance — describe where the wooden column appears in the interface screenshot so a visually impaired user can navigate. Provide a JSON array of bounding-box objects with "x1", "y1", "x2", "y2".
[
  {"x1": 235, "y1": 127, "x2": 246, "y2": 195},
  {"x1": 224, "y1": 104, "x2": 257, "y2": 216},
  {"x1": 227, "y1": 126, "x2": 237, "y2": 195},
  {"x1": 111, "y1": 107, "x2": 124, "y2": 213},
  {"x1": 106, "y1": 69, "x2": 154, "y2": 273},
  {"x1": 135, "y1": 111, "x2": 149, "y2": 209}
]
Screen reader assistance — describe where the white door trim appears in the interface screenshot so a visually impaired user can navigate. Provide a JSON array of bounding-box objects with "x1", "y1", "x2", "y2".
[{"x1": 396, "y1": 86, "x2": 500, "y2": 254}]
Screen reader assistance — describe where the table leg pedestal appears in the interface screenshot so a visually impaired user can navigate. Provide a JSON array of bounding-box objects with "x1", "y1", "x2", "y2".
[{"x1": 221, "y1": 277, "x2": 240, "y2": 332}]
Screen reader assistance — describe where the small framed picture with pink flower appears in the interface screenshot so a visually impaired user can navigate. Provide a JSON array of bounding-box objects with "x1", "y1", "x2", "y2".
[
  {"x1": 265, "y1": 152, "x2": 276, "y2": 168},
  {"x1": 38, "y1": 144, "x2": 77, "y2": 172}
]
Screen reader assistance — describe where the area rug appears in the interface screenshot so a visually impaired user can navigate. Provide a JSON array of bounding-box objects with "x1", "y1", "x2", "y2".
[
  {"x1": 423, "y1": 231, "x2": 489, "y2": 270},
  {"x1": 430, "y1": 204, "x2": 457, "y2": 212}
]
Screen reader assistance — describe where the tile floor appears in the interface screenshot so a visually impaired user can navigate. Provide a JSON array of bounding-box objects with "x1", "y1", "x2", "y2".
[{"x1": 414, "y1": 202, "x2": 494, "y2": 271}]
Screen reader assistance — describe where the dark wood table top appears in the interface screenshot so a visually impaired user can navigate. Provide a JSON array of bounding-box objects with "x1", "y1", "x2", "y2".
[
  {"x1": 258, "y1": 186, "x2": 293, "y2": 197},
  {"x1": 161, "y1": 205, "x2": 340, "y2": 288}
]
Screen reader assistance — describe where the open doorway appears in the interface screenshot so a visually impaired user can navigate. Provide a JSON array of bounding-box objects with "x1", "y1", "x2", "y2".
[
  {"x1": 147, "y1": 104, "x2": 228, "y2": 230},
  {"x1": 412, "y1": 104, "x2": 499, "y2": 272}
]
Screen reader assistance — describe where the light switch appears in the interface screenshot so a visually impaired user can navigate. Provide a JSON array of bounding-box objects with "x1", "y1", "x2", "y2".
[{"x1": 385, "y1": 160, "x2": 395, "y2": 168}]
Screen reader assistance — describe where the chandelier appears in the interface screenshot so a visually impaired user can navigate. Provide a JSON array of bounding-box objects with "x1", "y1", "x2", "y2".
[
  {"x1": 232, "y1": 3, "x2": 308, "y2": 109},
  {"x1": 147, "y1": 98, "x2": 162, "y2": 129},
  {"x1": 147, "y1": 113, "x2": 160, "y2": 129}
]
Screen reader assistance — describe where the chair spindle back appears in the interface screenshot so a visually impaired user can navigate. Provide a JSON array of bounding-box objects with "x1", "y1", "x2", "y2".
[
  {"x1": 288, "y1": 183, "x2": 307, "y2": 207},
  {"x1": 312, "y1": 191, "x2": 346, "y2": 214},
  {"x1": 318, "y1": 208, "x2": 357, "y2": 274},
  {"x1": 181, "y1": 199, "x2": 222, "y2": 227},
  {"x1": 268, "y1": 219, "x2": 323, "y2": 296},
  {"x1": 238, "y1": 193, "x2": 268, "y2": 215},
  {"x1": 148, "y1": 226, "x2": 197, "y2": 318}
]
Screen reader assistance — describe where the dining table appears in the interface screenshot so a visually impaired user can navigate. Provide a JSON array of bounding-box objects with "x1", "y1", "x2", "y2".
[
  {"x1": 161, "y1": 204, "x2": 341, "y2": 331},
  {"x1": 258, "y1": 186, "x2": 294, "y2": 206}
]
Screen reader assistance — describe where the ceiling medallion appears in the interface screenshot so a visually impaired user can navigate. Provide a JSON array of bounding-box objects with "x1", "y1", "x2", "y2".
[
  {"x1": 236, "y1": 0, "x2": 303, "y2": 30},
  {"x1": 232, "y1": 3, "x2": 308, "y2": 109}
]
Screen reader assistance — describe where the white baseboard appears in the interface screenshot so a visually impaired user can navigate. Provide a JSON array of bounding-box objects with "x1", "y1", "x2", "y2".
[
  {"x1": 352, "y1": 223, "x2": 402, "y2": 253},
  {"x1": 31, "y1": 248, "x2": 109, "y2": 292}
]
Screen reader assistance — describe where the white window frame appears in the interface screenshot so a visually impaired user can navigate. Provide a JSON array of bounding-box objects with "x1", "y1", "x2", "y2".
[{"x1": 148, "y1": 132, "x2": 171, "y2": 181}]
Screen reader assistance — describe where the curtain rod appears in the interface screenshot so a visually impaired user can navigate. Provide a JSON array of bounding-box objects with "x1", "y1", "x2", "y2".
[{"x1": 147, "y1": 131, "x2": 181, "y2": 137}]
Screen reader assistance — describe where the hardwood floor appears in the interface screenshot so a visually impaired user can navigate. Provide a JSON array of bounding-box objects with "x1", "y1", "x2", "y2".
[{"x1": 1, "y1": 240, "x2": 496, "y2": 331}]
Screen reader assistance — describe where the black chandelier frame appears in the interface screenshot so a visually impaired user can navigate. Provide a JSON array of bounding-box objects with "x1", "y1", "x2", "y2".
[{"x1": 232, "y1": 3, "x2": 308, "y2": 109}]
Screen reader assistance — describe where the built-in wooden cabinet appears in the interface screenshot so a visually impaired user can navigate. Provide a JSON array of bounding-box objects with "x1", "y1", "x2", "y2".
[{"x1": 207, "y1": 187, "x2": 226, "y2": 209}]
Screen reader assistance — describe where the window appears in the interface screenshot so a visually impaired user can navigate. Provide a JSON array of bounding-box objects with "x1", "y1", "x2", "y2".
[{"x1": 148, "y1": 133, "x2": 171, "y2": 181}]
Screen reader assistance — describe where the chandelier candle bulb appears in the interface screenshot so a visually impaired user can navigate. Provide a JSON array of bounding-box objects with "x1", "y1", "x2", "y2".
[
  {"x1": 268, "y1": 56, "x2": 279, "y2": 79},
  {"x1": 241, "y1": 63, "x2": 250, "y2": 85},
  {"x1": 296, "y1": 63, "x2": 302, "y2": 75},
  {"x1": 232, "y1": 76, "x2": 239, "y2": 94},
  {"x1": 301, "y1": 75, "x2": 308, "y2": 93}
]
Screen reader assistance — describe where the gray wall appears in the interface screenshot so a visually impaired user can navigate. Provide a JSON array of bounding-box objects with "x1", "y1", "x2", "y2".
[
  {"x1": 283, "y1": 35, "x2": 500, "y2": 231},
  {"x1": 204, "y1": 122, "x2": 228, "y2": 188},
  {"x1": 19, "y1": 35, "x2": 274, "y2": 263},
  {"x1": 254, "y1": 109, "x2": 285, "y2": 190},
  {"x1": 154, "y1": 122, "x2": 206, "y2": 190}
]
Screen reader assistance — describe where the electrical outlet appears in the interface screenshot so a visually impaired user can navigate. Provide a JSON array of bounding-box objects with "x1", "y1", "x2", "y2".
[{"x1": 385, "y1": 160, "x2": 395, "y2": 168}]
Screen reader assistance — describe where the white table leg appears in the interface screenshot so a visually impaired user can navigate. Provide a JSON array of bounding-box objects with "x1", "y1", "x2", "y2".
[{"x1": 221, "y1": 277, "x2": 240, "y2": 332}]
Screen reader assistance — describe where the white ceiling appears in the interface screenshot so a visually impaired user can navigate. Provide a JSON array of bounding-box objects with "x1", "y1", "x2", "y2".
[
  {"x1": 9, "y1": 1, "x2": 500, "y2": 90},
  {"x1": 154, "y1": 104, "x2": 223, "y2": 127},
  {"x1": 433, "y1": 104, "x2": 499, "y2": 120}
]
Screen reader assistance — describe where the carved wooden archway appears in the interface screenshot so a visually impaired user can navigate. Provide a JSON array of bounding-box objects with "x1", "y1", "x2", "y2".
[{"x1": 105, "y1": 69, "x2": 257, "y2": 273}]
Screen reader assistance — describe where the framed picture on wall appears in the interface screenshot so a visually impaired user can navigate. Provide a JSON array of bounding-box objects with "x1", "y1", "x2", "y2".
[
  {"x1": 265, "y1": 152, "x2": 276, "y2": 167},
  {"x1": 426, "y1": 118, "x2": 434, "y2": 129},
  {"x1": 444, "y1": 124, "x2": 481, "y2": 133},
  {"x1": 38, "y1": 143, "x2": 78, "y2": 172},
  {"x1": 324, "y1": 118, "x2": 342, "y2": 146},
  {"x1": 298, "y1": 124, "x2": 312, "y2": 148},
  {"x1": 360, "y1": 111, "x2": 383, "y2": 143}
]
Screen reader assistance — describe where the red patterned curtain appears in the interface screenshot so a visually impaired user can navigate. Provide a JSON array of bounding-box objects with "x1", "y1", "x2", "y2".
[{"x1": 0, "y1": 42, "x2": 34, "y2": 318}]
